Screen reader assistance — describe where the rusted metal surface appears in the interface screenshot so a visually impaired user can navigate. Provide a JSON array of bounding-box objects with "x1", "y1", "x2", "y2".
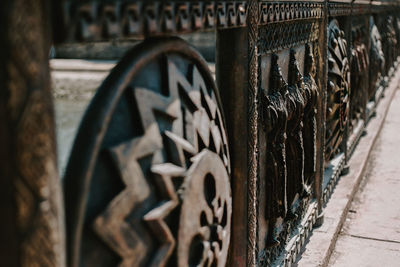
[{"x1": 262, "y1": 53, "x2": 289, "y2": 219}]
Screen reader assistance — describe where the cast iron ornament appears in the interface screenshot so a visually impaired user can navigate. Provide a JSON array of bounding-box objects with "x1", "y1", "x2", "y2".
[
  {"x1": 63, "y1": 37, "x2": 231, "y2": 267},
  {"x1": 325, "y1": 19, "x2": 350, "y2": 161}
]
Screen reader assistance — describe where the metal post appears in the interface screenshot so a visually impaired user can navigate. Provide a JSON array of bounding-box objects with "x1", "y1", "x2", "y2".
[{"x1": 0, "y1": 0, "x2": 65, "y2": 266}]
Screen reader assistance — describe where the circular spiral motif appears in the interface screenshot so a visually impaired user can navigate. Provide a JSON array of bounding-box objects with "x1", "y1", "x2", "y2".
[{"x1": 64, "y1": 37, "x2": 231, "y2": 267}]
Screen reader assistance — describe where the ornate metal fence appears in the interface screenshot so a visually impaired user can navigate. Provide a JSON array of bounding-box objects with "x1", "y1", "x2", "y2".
[{"x1": 0, "y1": 0, "x2": 399, "y2": 266}]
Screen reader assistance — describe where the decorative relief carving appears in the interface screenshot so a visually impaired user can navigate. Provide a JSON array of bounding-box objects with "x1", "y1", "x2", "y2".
[
  {"x1": 328, "y1": 3, "x2": 352, "y2": 17},
  {"x1": 261, "y1": 53, "x2": 288, "y2": 248},
  {"x1": 380, "y1": 16, "x2": 398, "y2": 75},
  {"x1": 178, "y1": 150, "x2": 231, "y2": 267},
  {"x1": 325, "y1": 19, "x2": 350, "y2": 161},
  {"x1": 259, "y1": 20, "x2": 319, "y2": 55},
  {"x1": 60, "y1": 1, "x2": 323, "y2": 41},
  {"x1": 286, "y1": 49, "x2": 306, "y2": 210},
  {"x1": 6, "y1": 2, "x2": 400, "y2": 267},
  {"x1": 369, "y1": 16, "x2": 385, "y2": 99},
  {"x1": 350, "y1": 26, "x2": 369, "y2": 129},
  {"x1": 258, "y1": 2, "x2": 323, "y2": 25},
  {"x1": 64, "y1": 38, "x2": 231, "y2": 267},
  {"x1": 260, "y1": 44, "x2": 319, "y2": 265},
  {"x1": 260, "y1": 47, "x2": 316, "y2": 250},
  {"x1": 302, "y1": 43, "x2": 319, "y2": 196},
  {"x1": 247, "y1": 0, "x2": 259, "y2": 265}
]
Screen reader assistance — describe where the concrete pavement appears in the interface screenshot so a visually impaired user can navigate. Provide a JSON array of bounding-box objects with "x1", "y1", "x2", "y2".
[{"x1": 328, "y1": 88, "x2": 400, "y2": 266}]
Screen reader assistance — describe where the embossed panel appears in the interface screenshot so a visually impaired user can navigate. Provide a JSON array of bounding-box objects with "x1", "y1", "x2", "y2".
[
  {"x1": 369, "y1": 16, "x2": 385, "y2": 100},
  {"x1": 325, "y1": 19, "x2": 350, "y2": 161},
  {"x1": 63, "y1": 37, "x2": 231, "y2": 267},
  {"x1": 378, "y1": 15, "x2": 398, "y2": 75},
  {"x1": 349, "y1": 18, "x2": 369, "y2": 131},
  {"x1": 258, "y1": 42, "x2": 319, "y2": 265}
]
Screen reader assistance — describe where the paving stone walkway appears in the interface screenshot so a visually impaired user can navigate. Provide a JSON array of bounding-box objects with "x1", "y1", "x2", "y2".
[{"x1": 328, "y1": 88, "x2": 400, "y2": 267}]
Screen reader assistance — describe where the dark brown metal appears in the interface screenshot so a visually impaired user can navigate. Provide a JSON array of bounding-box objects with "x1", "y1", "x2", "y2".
[
  {"x1": 325, "y1": 19, "x2": 350, "y2": 162},
  {"x1": 256, "y1": 11, "x2": 323, "y2": 263},
  {"x1": 262, "y1": 54, "x2": 288, "y2": 215},
  {"x1": 303, "y1": 43, "x2": 319, "y2": 199},
  {"x1": 350, "y1": 21, "x2": 369, "y2": 130},
  {"x1": 63, "y1": 37, "x2": 231, "y2": 267},
  {"x1": 55, "y1": 1, "x2": 324, "y2": 42},
  {"x1": 217, "y1": 27, "x2": 249, "y2": 267},
  {"x1": 0, "y1": 0, "x2": 65, "y2": 266},
  {"x1": 379, "y1": 15, "x2": 398, "y2": 75},
  {"x1": 369, "y1": 16, "x2": 385, "y2": 100},
  {"x1": 315, "y1": 6, "x2": 327, "y2": 221},
  {"x1": 286, "y1": 49, "x2": 306, "y2": 209},
  {"x1": 258, "y1": 20, "x2": 320, "y2": 54},
  {"x1": 247, "y1": 0, "x2": 259, "y2": 266},
  {"x1": 3, "y1": 1, "x2": 400, "y2": 267},
  {"x1": 260, "y1": 53, "x2": 288, "y2": 251}
]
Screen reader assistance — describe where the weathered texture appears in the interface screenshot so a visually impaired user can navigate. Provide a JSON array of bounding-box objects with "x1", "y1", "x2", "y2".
[
  {"x1": 261, "y1": 54, "x2": 288, "y2": 221},
  {"x1": 55, "y1": 1, "x2": 323, "y2": 42},
  {"x1": 350, "y1": 21, "x2": 369, "y2": 131},
  {"x1": 369, "y1": 16, "x2": 385, "y2": 100},
  {"x1": 247, "y1": 0, "x2": 259, "y2": 266},
  {"x1": 379, "y1": 16, "x2": 398, "y2": 75},
  {"x1": 257, "y1": 18, "x2": 321, "y2": 265},
  {"x1": 0, "y1": 0, "x2": 65, "y2": 266},
  {"x1": 2, "y1": 1, "x2": 400, "y2": 267},
  {"x1": 286, "y1": 49, "x2": 306, "y2": 207},
  {"x1": 303, "y1": 43, "x2": 319, "y2": 195},
  {"x1": 325, "y1": 19, "x2": 350, "y2": 162},
  {"x1": 63, "y1": 37, "x2": 231, "y2": 267}
]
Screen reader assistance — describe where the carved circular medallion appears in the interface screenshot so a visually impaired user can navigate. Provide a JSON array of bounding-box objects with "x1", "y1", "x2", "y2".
[
  {"x1": 63, "y1": 37, "x2": 231, "y2": 267},
  {"x1": 328, "y1": 19, "x2": 350, "y2": 131},
  {"x1": 178, "y1": 150, "x2": 231, "y2": 267},
  {"x1": 326, "y1": 19, "x2": 350, "y2": 159}
]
